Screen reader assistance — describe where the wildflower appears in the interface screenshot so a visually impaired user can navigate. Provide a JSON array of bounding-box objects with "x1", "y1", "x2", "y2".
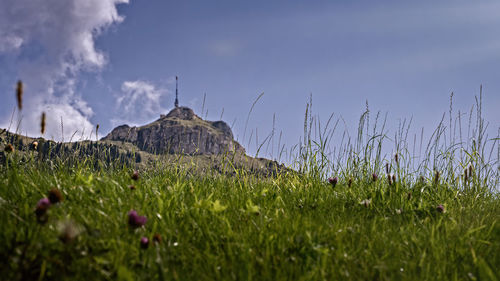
[
  {"x1": 16, "y1": 80, "x2": 23, "y2": 110},
  {"x1": 153, "y1": 233, "x2": 162, "y2": 244},
  {"x1": 131, "y1": 170, "x2": 139, "y2": 181},
  {"x1": 328, "y1": 177, "x2": 338, "y2": 188},
  {"x1": 57, "y1": 220, "x2": 81, "y2": 244},
  {"x1": 48, "y1": 188, "x2": 63, "y2": 204},
  {"x1": 35, "y1": 198, "x2": 51, "y2": 222},
  {"x1": 32, "y1": 141, "x2": 38, "y2": 150},
  {"x1": 372, "y1": 173, "x2": 378, "y2": 182},
  {"x1": 128, "y1": 210, "x2": 147, "y2": 228},
  {"x1": 436, "y1": 204, "x2": 445, "y2": 213},
  {"x1": 140, "y1": 237, "x2": 149, "y2": 249},
  {"x1": 41, "y1": 112, "x2": 46, "y2": 135},
  {"x1": 360, "y1": 199, "x2": 371, "y2": 208},
  {"x1": 4, "y1": 144, "x2": 14, "y2": 153},
  {"x1": 128, "y1": 185, "x2": 136, "y2": 190}
]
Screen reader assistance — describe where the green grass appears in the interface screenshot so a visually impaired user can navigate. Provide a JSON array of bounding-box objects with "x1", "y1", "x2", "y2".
[
  {"x1": 0, "y1": 152, "x2": 498, "y2": 280},
  {"x1": 0, "y1": 92, "x2": 498, "y2": 280}
]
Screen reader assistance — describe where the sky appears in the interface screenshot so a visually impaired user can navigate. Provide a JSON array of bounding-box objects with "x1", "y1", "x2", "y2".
[{"x1": 0, "y1": 0, "x2": 499, "y2": 160}]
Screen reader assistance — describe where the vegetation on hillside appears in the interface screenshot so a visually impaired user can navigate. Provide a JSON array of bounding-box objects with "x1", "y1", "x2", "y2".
[{"x1": 0, "y1": 88, "x2": 498, "y2": 280}]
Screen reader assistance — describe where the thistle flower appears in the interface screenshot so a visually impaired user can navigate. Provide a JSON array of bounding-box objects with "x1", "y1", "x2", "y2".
[
  {"x1": 140, "y1": 237, "x2": 149, "y2": 249},
  {"x1": 4, "y1": 144, "x2": 14, "y2": 153},
  {"x1": 48, "y1": 188, "x2": 63, "y2": 204},
  {"x1": 131, "y1": 170, "x2": 139, "y2": 181},
  {"x1": 16, "y1": 80, "x2": 23, "y2": 110},
  {"x1": 41, "y1": 112, "x2": 46, "y2": 135},
  {"x1": 128, "y1": 210, "x2": 147, "y2": 228},
  {"x1": 153, "y1": 233, "x2": 162, "y2": 244},
  {"x1": 372, "y1": 173, "x2": 378, "y2": 182},
  {"x1": 328, "y1": 177, "x2": 338, "y2": 188},
  {"x1": 35, "y1": 198, "x2": 51, "y2": 222},
  {"x1": 436, "y1": 204, "x2": 445, "y2": 213}
]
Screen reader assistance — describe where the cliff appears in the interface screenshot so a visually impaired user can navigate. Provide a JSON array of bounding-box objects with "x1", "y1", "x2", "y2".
[{"x1": 102, "y1": 107, "x2": 245, "y2": 155}]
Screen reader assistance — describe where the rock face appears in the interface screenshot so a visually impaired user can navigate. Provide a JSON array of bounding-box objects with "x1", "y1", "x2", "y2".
[{"x1": 102, "y1": 107, "x2": 245, "y2": 155}]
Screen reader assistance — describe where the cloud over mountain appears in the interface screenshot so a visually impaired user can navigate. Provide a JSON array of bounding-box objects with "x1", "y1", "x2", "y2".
[{"x1": 112, "y1": 80, "x2": 169, "y2": 127}]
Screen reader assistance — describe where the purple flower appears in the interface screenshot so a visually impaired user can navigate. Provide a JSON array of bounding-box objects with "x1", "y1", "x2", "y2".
[
  {"x1": 35, "y1": 197, "x2": 51, "y2": 222},
  {"x1": 128, "y1": 210, "x2": 147, "y2": 228},
  {"x1": 328, "y1": 177, "x2": 338, "y2": 187},
  {"x1": 140, "y1": 237, "x2": 149, "y2": 249},
  {"x1": 436, "y1": 204, "x2": 445, "y2": 213}
]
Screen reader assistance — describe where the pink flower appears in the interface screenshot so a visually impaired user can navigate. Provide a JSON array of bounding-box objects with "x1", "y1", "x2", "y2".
[
  {"x1": 128, "y1": 210, "x2": 147, "y2": 228},
  {"x1": 140, "y1": 237, "x2": 149, "y2": 249},
  {"x1": 328, "y1": 177, "x2": 338, "y2": 187},
  {"x1": 436, "y1": 204, "x2": 445, "y2": 213},
  {"x1": 35, "y1": 197, "x2": 51, "y2": 222}
]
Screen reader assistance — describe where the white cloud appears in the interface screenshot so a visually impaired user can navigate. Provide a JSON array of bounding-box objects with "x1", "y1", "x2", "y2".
[
  {"x1": 112, "y1": 80, "x2": 169, "y2": 127},
  {"x1": 0, "y1": 0, "x2": 128, "y2": 141}
]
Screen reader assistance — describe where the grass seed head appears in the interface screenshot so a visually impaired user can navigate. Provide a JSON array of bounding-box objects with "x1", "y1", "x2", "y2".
[
  {"x1": 434, "y1": 170, "x2": 440, "y2": 185},
  {"x1": 48, "y1": 188, "x2": 63, "y2": 204},
  {"x1": 16, "y1": 80, "x2": 23, "y2": 110},
  {"x1": 128, "y1": 184, "x2": 136, "y2": 190},
  {"x1": 153, "y1": 233, "x2": 162, "y2": 244},
  {"x1": 348, "y1": 178, "x2": 353, "y2": 188},
  {"x1": 385, "y1": 162, "x2": 390, "y2": 174},
  {"x1": 41, "y1": 112, "x2": 46, "y2": 135},
  {"x1": 372, "y1": 173, "x2": 378, "y2": 182},
  {"x1": 4, "y1": 144, "x2": 14, "y2": 153}
]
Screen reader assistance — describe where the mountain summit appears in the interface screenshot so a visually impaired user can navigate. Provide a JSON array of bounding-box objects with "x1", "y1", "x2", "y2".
[{"x1": 102, "y1": 107, "x2": 245, "y2": 155}]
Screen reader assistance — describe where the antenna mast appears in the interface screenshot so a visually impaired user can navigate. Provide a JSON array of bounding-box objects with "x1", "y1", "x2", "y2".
[{"x1": 175, "y1": 76, "x2": 179, "y2": 108}]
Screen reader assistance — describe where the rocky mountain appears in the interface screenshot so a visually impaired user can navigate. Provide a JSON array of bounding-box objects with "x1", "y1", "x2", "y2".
[{"x1": 102, "y1": 107, "x2": 245, "y2": 155}]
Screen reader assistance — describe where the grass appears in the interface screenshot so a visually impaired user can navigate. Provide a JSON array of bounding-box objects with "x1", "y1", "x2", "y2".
[{"x1": 0, "y1": 93, "x2": 499, "y2": 280}]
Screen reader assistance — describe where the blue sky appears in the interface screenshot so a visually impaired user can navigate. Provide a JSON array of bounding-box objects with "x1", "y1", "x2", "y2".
[{"x1": 0, "y1": 0, "x2": 499, "y2": 159}]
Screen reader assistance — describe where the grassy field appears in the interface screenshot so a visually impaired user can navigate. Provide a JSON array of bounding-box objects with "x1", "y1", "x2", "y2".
[
  {"x1": 0, "y1": 145, "x2": 498, "y2": 280},
  {"x1": 0, "y1": 97, "x2": 499, "y2": 280}
]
